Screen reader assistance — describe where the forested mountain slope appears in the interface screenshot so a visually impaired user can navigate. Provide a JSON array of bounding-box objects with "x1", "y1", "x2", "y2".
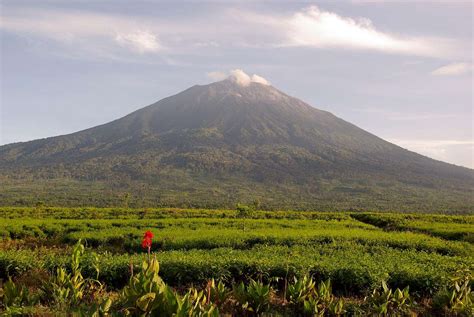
[{"x1": 1, "y1": 78, "x2": 473, "y2": 212}]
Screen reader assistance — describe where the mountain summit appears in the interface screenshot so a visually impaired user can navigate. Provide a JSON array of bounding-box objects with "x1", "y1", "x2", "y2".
[{"x1": 1, "y1": 73, "x2": 473, "y2": 212}]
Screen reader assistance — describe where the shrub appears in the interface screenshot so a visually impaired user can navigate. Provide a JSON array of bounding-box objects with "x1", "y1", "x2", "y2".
[
  {"x1": 0, "y1": 277, "x2": 36, "y2": 310},
  {"x1": 365, "y1": 280, "x2": 412, "y2": 316},
  {"x1": 40, "y1": 241, "x2": 103, "y2": 308},
  {"x1": 432, "y1": 267, "x2": 473, "y2": 316},
  {"x1": 119, "y1": 255, "x2": 219, "y2": 316},
  {"x1": 233, "y1": 279, "x2": 273, "y2": 314}
]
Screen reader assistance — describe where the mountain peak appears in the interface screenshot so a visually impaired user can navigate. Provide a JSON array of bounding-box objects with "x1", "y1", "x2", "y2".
[
  {"x1": 1, "y1": 74, "x2": 473, "y2": 211},
  {"x1": 194, "y1": 76, "x2": 290, "y2": 107}
]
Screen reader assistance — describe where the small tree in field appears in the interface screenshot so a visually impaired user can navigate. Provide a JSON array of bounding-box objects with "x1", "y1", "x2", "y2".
[
  {"x1": 236, "y1": 204, "x2": 253, "y2": 232},
  {"x1": 236, "y1": 204, "x2": 253, "y2": 218}
]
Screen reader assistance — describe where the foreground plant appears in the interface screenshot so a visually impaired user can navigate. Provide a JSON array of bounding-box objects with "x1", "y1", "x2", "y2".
[
  {"x1": 208, "y1": 278, "x2": 230, "y2": 308},
  {"x1": 40, "y1": 240, "x2": 103, "y2": 308},
  {"x1": 286, "y1": 275, "x2": 316, "y2": 305},
  {"x1": 182, "y1": 287, "x2": 219, "y2": 317},
  {"x1": 365, "y1": 280, "x2": 412, "y2": 316},
  {"x1": 432, "y1": 267, "x2": 473, "y2": 316},
  {"x1": 233, "y1": 279, "x2": 273, "y2": 314},
  {"x1": 0, "y1": 240, "x2": 108, "y2": 315},
  {"x1": 121, "y1": 257, "x2": 164, "y2": 314},
  {"x1": 296, "y1": 279, "x2": 345, "y2": 317},
  {"x1": 0, "y1": 277, "x2": 37, "y2": 314},
  {"x1": 120, "y1": 256, "x2": 218, "y2": 316}
]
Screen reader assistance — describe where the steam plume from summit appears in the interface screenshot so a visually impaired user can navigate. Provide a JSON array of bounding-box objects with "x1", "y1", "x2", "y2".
[{"x1": 207, "y1": 69, "x2": 271, "y2": 86}]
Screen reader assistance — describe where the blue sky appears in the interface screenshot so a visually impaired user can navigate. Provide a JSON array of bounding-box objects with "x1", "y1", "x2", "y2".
[{"x1": 1, "y1": 0, "x2": 472, "y2": 168}]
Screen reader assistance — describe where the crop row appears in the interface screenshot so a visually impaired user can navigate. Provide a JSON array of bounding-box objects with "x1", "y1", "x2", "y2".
[
  {"x1": 4, "y1": 242, "x2": 472, "y2": 316},
  {"x1": 1, "y1": 242, "x2": 471, "y2": 296},
  {"x1": 352, "y1": 213, "x2": 474, "y2": 243},
  {"x1": 0, "y1": 218, "x2": 471, "y2": 256},
  {"x1": 0, "y1": 207, "x2": 351, "y2": 220}
]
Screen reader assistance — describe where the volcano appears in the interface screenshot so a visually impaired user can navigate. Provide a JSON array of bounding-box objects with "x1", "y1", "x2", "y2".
[{"x1": 1, "y1": 74, "x2": 473, "y2": 212}]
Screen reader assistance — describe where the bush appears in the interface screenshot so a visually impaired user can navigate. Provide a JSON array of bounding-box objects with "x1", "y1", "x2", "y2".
[{"x1": 432, "y1": 267, "x2": 473, "y2": 316}]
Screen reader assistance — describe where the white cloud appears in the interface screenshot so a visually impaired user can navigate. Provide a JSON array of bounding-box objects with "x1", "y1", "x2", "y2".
[
  {"x1": 0, "y1": 5, "x2": 465, "y2": 60},
  {"x1": 431, "y1": 62, "x2": 473, "y2": 76},
  {"x1": 389, "y1": 138, "x2": 474, "y2": 168},
  {"x1": 207, "y1": 69, "x2": 271, "y2": 86},
  {"x1": 281, "y1": 6, "x2": 447, "y2": 57},
  {"x1": 251, "y1": 74, "x2": 270, "y2": 85},
  {"x1": 229, "y1": 69, "x2": 252, "y2": 86},
  {"x1": 0, "y1": 8, "x2": 163, "y2": 57},
  {"x1": 115, "y1": 31, "x2": 160, "y2": 53}
]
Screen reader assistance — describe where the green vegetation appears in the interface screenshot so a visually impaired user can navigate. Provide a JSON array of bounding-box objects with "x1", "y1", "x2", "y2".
[
  {"x1": 0, "y1": 207, "x2": 473, "y2": 315},
  {"x1": 1, "y1": 81, "x2": 473, "y2": 214},
  {"x1": 1, "y1": 174, "x2": 473, "y2": 213},
  {"x1": 352, "y1": 213, "x2": 474, "y2": 243}
]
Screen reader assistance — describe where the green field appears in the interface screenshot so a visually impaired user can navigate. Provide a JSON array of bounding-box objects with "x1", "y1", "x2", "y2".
[{"x1": 1, "y1": 207, "x2": 473, "y2": 315}]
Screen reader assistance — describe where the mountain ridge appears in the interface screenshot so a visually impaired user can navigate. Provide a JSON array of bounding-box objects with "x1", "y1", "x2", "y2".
[{"x1": 1, "y1": 78, "x2": 473, "y2": 212}]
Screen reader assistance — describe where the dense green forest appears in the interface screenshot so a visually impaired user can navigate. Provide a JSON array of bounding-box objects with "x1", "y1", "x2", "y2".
[{"x1": 1, "y1": 175, "x2": 473, "y2": 213}]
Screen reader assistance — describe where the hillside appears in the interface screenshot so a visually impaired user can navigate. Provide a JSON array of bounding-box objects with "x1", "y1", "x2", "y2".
[{"x1": 1, "y1": 77, "x2": 473, "y2": 212}]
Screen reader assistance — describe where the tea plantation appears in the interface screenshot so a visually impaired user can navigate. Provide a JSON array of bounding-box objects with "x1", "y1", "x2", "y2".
[{"x1": 0, "y1": 207, "x2": 472, "y2": 315}]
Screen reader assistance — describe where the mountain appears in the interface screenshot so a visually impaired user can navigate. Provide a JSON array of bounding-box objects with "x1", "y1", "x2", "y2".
[{"x1": 1, "y1": 77, "x2": 473, "y2": 213}]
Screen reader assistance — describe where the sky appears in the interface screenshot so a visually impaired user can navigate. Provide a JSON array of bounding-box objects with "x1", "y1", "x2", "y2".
[{"x1": 0, "y1": 0, "x2": 473, "y2": 168}]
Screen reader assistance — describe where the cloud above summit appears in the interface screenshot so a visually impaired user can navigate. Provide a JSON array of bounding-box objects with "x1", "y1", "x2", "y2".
[{"x1": 207, "y1": 69, "x2": 271, "y2": 86}]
